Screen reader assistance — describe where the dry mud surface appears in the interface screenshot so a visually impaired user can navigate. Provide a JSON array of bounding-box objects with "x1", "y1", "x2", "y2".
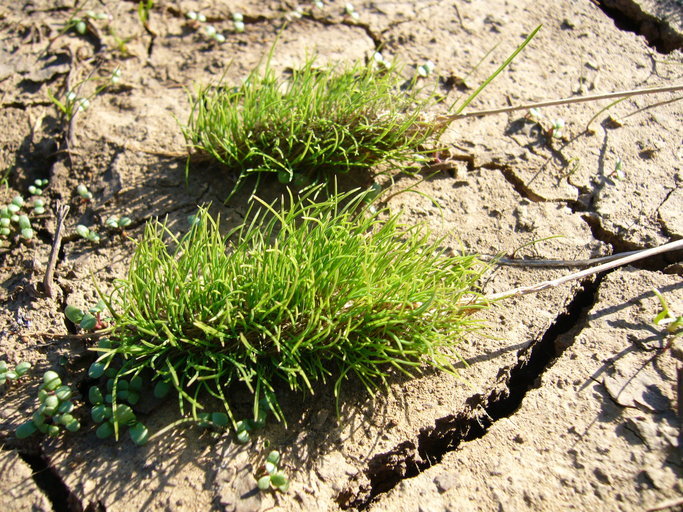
[{"x1": 1, "y1": 1, "x2": 682, "y2": 511}]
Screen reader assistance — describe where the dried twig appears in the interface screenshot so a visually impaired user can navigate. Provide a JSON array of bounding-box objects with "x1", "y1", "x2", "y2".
[
  {"x1": 43, "y1": 202, "x2": 69, "y2": 298},
  {"x1": 486, "y1": 239, "x2": 683, "y2": 302},
  {"x1": 478, "y1": 249, "x2": 645, "y2": 268},
  {"x1": 443, "y1": 83, "x2": 683, "y2": 120},
  {"x1": 645, "y1": 497, "x2": 683, "y2": 512}
]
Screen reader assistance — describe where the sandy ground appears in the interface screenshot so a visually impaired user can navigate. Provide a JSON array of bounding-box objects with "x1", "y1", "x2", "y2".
[{"x1": 0, "y1": 1, "x2": 682, "y2": 511}]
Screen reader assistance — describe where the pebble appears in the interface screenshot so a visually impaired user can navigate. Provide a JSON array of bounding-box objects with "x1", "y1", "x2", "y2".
[{"x1": 433, "y1": 472, "x2": 458, "y2": 493}]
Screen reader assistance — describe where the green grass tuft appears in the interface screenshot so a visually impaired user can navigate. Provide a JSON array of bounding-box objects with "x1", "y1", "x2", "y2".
[
  {"x1": 182, "y1": 57, "x2": 445, "y2": 198},
  {"x1": 100, "y1": 188, "x2": 486, "y2": 423}
]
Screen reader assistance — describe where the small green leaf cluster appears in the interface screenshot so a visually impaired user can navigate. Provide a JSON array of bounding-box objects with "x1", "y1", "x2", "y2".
[
  {"x1": 0, "y1": 361, "x2": 31, "y2": 385},
  {"x1": 73, "y1": 184, "x2": 99, "y2": 243},
  {"x1": 65, "y1": 301, "x2": 107, "y2": 331},
  {"x1": 73, "y1": 186, "x2": 133, "y2": 241},
  {"x1": 185, "y1": 10, "x2": 230, "y2": 42},
  {"x1": 183, "y1": 54, "x2": 443, "y2": 199},
  {"x1": 16, "y1": 371, "x2": 80, "y2": 439},
  {"x1": 344, "y1": 3, "x2": 360, "y2": 19},
  {"x1": 234, "y1": 401, "x2": 269, "y2": 443},
  {"x1": 77, "y1": 184, "x2": 93, "y2": 201},
  {"x1": 47, "y1": 67, "x2": 121, "y2": 123},
  {"x1": 101, "y1": 187, "x2": 485, "y2": 423},
  {"x1": 607, "y1": 158, "x2": 625, "y2": 182},
  {"x1": 232, "y1": 12, "x2": 244, "y2": 33},
  {"x1": 88, "y1": 369, "x2": 149, "y2": 446},
  {"x1": 416, "y1": 60, "x2": 435, "y2": 78},
  {"x1": 653, "y1": 289, "x2": 682, "y2": 338},
  {"x1": 105, "y1": 216, "x2": 132, "y2": 230},
  {"x1": 66, "y1": 9, "x2": 109, "y2": 36},
  {"x1": 76, "y1": 224, "x2": 101, "y2": 242},
  {"x1": 0, "y1": 179, "x2": 47, "y2": 240},
  {"x1": 257, "y1": 451, "x2": 289, "y2": 492}
]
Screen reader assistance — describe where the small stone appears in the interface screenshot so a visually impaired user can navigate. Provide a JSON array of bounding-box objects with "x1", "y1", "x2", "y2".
[
  {"x1": 512, "y1": 433, "x2": 525, "y2": 444},
  {"x1": 434, "y1": 472, "x2": 458, "y2": 493},
  {"x1": 594, "y1": 467, "x2": 611, "y2": 484},
  {"x1": 561, "y1": 18, "x2": 577, "y2": 29}
]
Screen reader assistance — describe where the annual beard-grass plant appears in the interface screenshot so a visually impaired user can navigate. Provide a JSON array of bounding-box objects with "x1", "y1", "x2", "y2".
[
  {"x1": 181, "y1": 26, "x2": 542, "y2": 200},
  {"x1": 96, "y1": 187, "x2": 487, "y2": 425},
  {"x1": 181, "y1": 55, "x2": 445, "y2": 199}
]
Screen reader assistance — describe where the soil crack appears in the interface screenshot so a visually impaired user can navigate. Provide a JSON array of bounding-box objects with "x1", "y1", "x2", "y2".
[
  {"x1": 581, "y1": 214, "x2": 683, "y2": 270},
  {"x1": 483, "y1": 163, "x2": 546, "y2": 202},
  {"x1": 338, "y1": 277, "x2": 602, "y2": 510},
  {"x1": 18, "y1": 450, "x2": 85, "y2": 512},
  {"x1": 593, "y1": 0, "x2": 683, "y2": 53}
]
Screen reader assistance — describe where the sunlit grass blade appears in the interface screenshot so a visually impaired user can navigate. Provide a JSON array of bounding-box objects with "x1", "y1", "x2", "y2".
[{"x1": 103, "y1": 187, "x2": 488, "y2": 423}]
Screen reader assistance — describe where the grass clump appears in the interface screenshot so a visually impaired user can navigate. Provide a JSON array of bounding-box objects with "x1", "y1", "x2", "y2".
[
  {"x1": 182, "y1": 56, "x2": 444, "y2": 197},
  {"x1": 98, "y1": 188, "x2": 485, "y2": 423}
]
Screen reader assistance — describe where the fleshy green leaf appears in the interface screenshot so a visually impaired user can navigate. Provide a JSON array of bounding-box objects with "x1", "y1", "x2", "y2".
[
  {"x1": 129, "y1": 422, "x2": 149, "y2": 445},
  {"x1": 257, "y1": 475, "x2": 271, "y2": 491},
  {"x1": 153, "y1": 381, "x2": 171, "y2": 399},
  {"x1": 64, "y1": 305, "x2": 85, "y2": 324},
  {"x1": 270, "y1": 472, "x2": 288, "y2": 489},
  {"x1": 91, "y1": 404, "x2": 108, "y2": 423},
  {"x1": 96, "y1": 421, "x2": 115, "y2": 439},
  {"x1": 89, "y1": 386, "x2": 104, "y2": 405},
  {"x1": 55, "y1": 385, "x2": 72, "y2": 401},
  {"x1": 15, "y1": 361, "x2": 31, "y2": 376},
  {"x1": 80, "y1": 313, "x2": 97, "y2": 330},
  {"x1": 266, "y1": 450, "x2": 281, "y2": 465},
  {"x1": 211, "y1": 412, "x2": 229, "y2": 427},
  {"x1": 16, "y1": 421, "x2": 38, "y2": 439},
  {"x1": 112, "y1": 404, "x2": 136, "y2": 426},
  {"x1": 88, "y1": 362, "x2": 105, "y2": 379}
]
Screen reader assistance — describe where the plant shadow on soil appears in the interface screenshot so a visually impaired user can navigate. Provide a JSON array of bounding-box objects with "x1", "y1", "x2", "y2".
[
  {"x1": 35, "y1": 369, "x2": 418, "y2": 508},
  {"x1": 1, "y1": 146, "x2": 442, "y2": 502}
]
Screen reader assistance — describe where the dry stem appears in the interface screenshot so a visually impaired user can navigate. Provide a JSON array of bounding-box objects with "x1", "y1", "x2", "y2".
[{"x1": 485, "y1": 239, "x2": 683, "y2": 302}]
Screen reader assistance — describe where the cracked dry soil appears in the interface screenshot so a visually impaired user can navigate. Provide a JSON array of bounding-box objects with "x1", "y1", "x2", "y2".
[{"x1": 1, "y1": 1, "x2": 682, "y2": 511}]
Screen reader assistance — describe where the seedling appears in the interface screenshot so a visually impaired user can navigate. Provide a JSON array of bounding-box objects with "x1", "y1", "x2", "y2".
[
  {"x1": 417, "y1": 60, "x2": 436, "y2": 78},
  {"x1": 96, "y1": 187, "x2": 485, "y2": 424},
  {"x1": 28, "y1": 178, "x2": 49, "y2": 196},
  {"x1": 233, "y1": 12, "x2": 245, "y2": 33},
  {"x1": 65, "y1": 300, "x2": 108, "y2": 331},
  {"x1": 344, "y1": 3, "x2": 360, "y2": 19},
  {"x1": 0, "y1": 361, "x2": 31, "y2": 385},
  {"x1": 257, "y1": 450, "x2": 289, "y2": 492},
  {"x1": 76, "y1": 184, "x2": 93, "y2": 201},
  {"x1": 76, "y1": 224, "x2": 101, "y2": 243},
  {"x1": 234, "y1": 401, "x2": 269, "y2": 444},
  {"x1": 17, "y1": 214, "x2": 33, "y2": 240},
  {"x1": 607, "y1": 158, "x2": 625, "y2": 181},
  {"x1": 186, "y1": 11, "x2": 207, "y2": 23},
  {"x1": 137, "y1": 0, "x2": 154, "y2": 28},
  {"x1": 111, "y1": 68, "x2": 122, "y2": 85},
  {"x1": 183, "y1": 54, "x2": 444, "y2": 199},
  {"x1": 372, "y1": 52, "x2": 391, "y2": 71},
  {"x1": 652, "y1": 289, "x2": 682, "y2": 347},
  {"x1": 15, "y1": 371, "x2": 81, "y2": 439},
  {"x1": 62, "y1": 8, "x2": 108, "y2": 37},
  {"x1": 88, "y1": 363, "x2": 148, "y2": 445},
  {"x1": 525, "y1": 107, "x2": 544, "y2": 123},
  {"x1": 32, "y1": 198, "x2": 46, "y2": 215},
  {"x1": 548, "y1": 118, "x2": 565, "y2": 139},
  {"x1": 288, "y1": 6, "x2": 304, "y2": 19},
  {"x1": 0, "y1": 190, "x2": 40, "y2": 241},
  {"x1": 105, "y1": 216, "x2": 132, "y2": 230},
  {"x1": 47, "y1": 68, "x2": 121, "y2": 124}
]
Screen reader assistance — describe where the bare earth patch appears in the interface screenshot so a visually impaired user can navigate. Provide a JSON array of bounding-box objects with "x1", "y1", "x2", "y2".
[{"x1": 0, "y1": 1, "x2": 681, "y2": 511}]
